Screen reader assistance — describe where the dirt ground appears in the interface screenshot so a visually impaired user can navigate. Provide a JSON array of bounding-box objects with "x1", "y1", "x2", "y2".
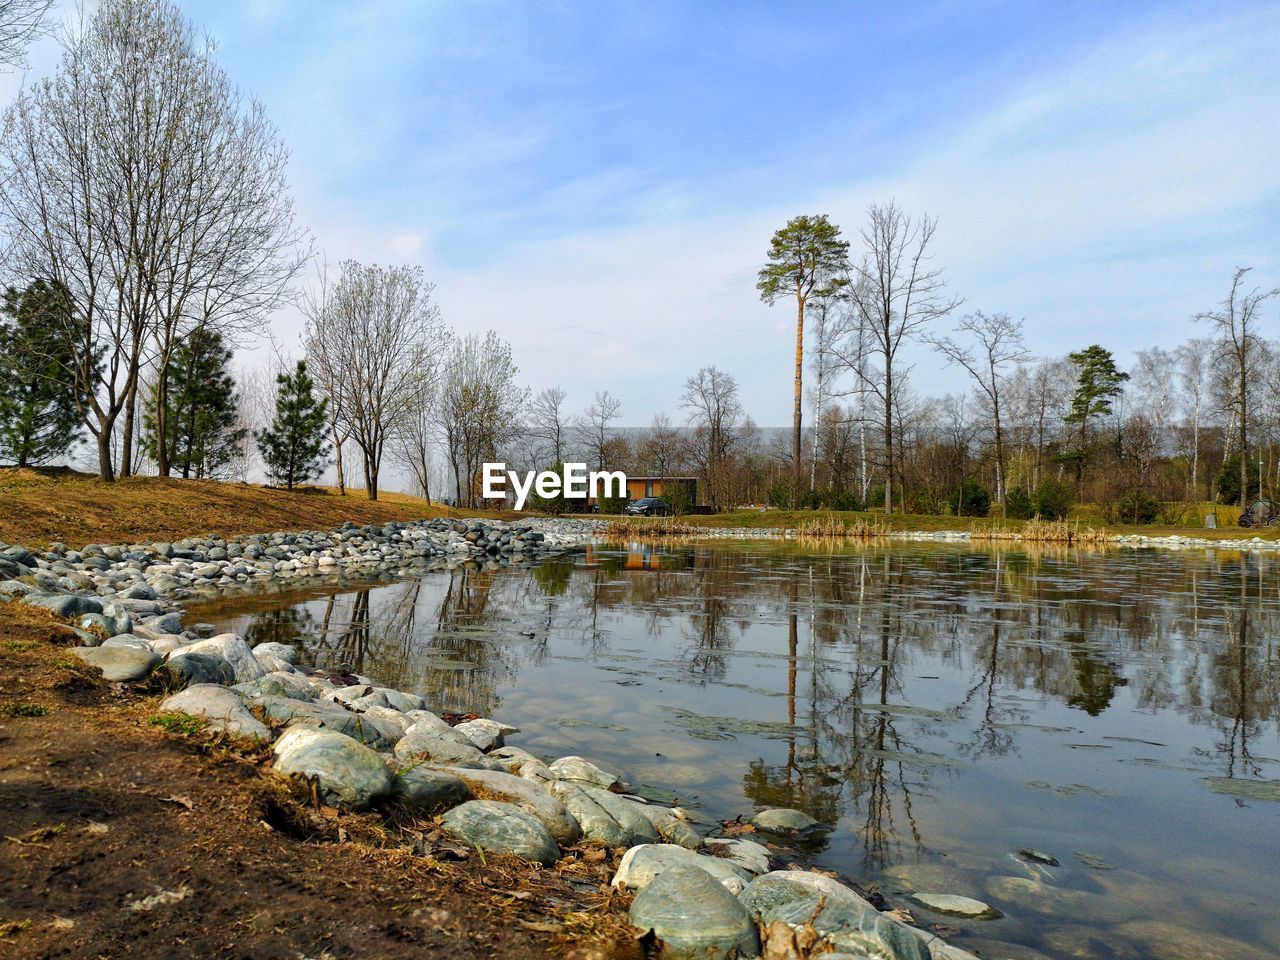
[{"x1": 0, "y1": 603, "x2": 640, "y2": 960}]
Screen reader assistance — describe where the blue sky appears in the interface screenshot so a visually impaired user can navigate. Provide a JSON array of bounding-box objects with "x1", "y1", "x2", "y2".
[{"x1": 12, "y1": 1, "x2": 1280, "y2": 428}]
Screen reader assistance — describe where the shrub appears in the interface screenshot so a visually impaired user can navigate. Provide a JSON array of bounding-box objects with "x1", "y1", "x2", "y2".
[
  {"x1": 1114, "y1": 490, "x2": 1161, "y2": 524},
  {"x1": 1032, "y1": 479, "x2": 1073, "y2": 520},
  {"x1": 596, "y1": 493, "x2": 630, "y2": 514},
  {"x1": 528, "y1": 462, "x2": 569, "y2": 515},
  {"x1": 951, "y1": 478, "x2": 991, "y2": 517},
  {"x1": 664, "y1": 483, "x2": 693, "y2": 516},
  {"x1": 1006, "y1": 487, "x2": 1034, "y2": 520},
  {"x1": 1216, "y1": 454, "x2": 1263, "y2": 506},
  {"x1": 817, "y1": 488, "x2": 864, "y2": 511}
]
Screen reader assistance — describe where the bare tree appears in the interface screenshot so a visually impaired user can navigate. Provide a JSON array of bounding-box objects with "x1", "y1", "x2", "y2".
[
  {"x1": 0, "y1": 0, "x2": 53, "y2": 70},
  {"x1": 435, "y1": 331, "x2": 526, "y2": 508},
  {"x1": 304, "y1": 260, "x2": 444, "y2": 500},
  {"x1": 806, "y1": 278, "x2": 849, "y2": 491},
  {"x1": 1196, "y1": 268, "x2": 1279, "y2": 505},
  {"x1": 527, "y1": 386, "x2": 569, "y2": 465},
  {"x1": 0, "y1": 0, "x2": 306, "y2": 480},
  {"x1": 575, "y1": 390, "x2": 622, "y2": 469},
  {"x1": 683, "y1": 366, "x2": 746, "y2": 512},
  {"x1": 840, "y1": 202, "x2": 959, "y2": 511},
  {"x1": 1175, "y1": 339, "x2": 1212, "y2": 501},
  {"x1": 929, "y1": 312, "x2": 1030, "y2": 515},
  {"x1": 392, "y1": 388, "x2": 435, "y2": 501},
  {"x1": 636, "y1": 412, "x2": 688, "y2": 479}
]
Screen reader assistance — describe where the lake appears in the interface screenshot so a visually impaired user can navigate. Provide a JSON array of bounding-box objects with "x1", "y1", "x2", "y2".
[{"x1": 186, "y1": 540, "x2": 1280, "y2": 960}]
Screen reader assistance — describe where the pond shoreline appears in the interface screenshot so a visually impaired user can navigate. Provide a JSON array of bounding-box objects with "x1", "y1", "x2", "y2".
[{"x1": 0, "y1": 517, "x2": 984, "y2": 960}]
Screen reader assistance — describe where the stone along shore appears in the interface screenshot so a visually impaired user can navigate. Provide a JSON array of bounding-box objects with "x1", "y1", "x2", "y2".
[{"x1": 0, "y1": 518, "x2": 977, "y2": 960}]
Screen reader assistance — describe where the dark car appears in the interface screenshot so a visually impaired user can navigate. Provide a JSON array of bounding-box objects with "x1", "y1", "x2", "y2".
[{"x1": 624, "y1": 497, "x2": 671, "y2": 517}]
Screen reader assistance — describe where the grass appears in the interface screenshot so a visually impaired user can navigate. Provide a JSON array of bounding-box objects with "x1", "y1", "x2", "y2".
[
  {"x1": 148, "y1": 712, "x2": 207, "y2": 736},
  {"x1": 0, "y1": 467, "x2": 513, "y2": 549},
  {"x1": 604, "y1": 504, "x2": 1274, "y2": 543}
]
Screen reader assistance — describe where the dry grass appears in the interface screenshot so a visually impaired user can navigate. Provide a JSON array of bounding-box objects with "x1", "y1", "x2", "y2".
[
  {"x1": 794, "y1": 516, "x2": 892, "y2": 540},
  {"x1": 0, "y1": 467, "x2": 470, "y2": 549},
  {"x1": 601, "y1": 517, "x2": 709, "y2": 539},
  {"x1": 970, "y1": 518, "x2": 1110, "y2": 545}
]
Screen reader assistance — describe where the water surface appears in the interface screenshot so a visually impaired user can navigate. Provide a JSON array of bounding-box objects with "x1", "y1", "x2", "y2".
[{"x1": 187, "y1": 541, "x2": 1280, "y2": 960}]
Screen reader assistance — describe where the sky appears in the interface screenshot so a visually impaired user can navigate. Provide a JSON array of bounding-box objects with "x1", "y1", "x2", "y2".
[{"x1": 7, "y1": 0, "x2": 1280, "y2": 432}]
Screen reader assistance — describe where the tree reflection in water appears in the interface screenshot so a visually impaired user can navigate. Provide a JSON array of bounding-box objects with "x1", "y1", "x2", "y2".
[{"x1": 185, "y1": 541, "x2": 1280, "y2": 953}]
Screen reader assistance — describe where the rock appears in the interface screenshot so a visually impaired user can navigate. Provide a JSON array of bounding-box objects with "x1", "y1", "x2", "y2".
[
  {"x1": 750, "y1": 807, "x2": 819, "y2": 832},
  {"x1": 376, "y1": 687, "x2": 426, "y2": 713},
  {"x1": 23, "y1": 592, "x2": 102, "y2": 618},
  {"x1": 160, "y1": 685, "x2": 269, "y2": 740},
  {"x1": 702, "y1": 837, "x2": 772, "y2": 875},
  {"x1": 252, "y1": 641, "x2": 298, "y2": 665},
  {"x1": 453, "y1": 718, "x2": 506, "y2": 752},
  {"x1": 549, "y1": 755, "x2": 625, "y2": 790},
  {"x1": 394, "y1": 724, "x2": 503, "y2": 769},
  {"x1": 626, "y1": 801, "x2": 701, "y2": 849},
  {"x1": 549, "y1": 781, "x2": 660, "y2": 847},
  {"x1": 440, "y1": 800, "x2": 561, "y2": 866},
  {"x1": 1110, "y1": 920, "x2": 1261, "y2": 960},
  {"x1": 436, "y1": 766, "x2": 580, "y2": 845},
  {"x1": 612, "y1": 843, "x2": 753, "y2": 895},
  {"x1": 740, "y1": 871, "x2": 929, "y2": 960},
  {"x1": 392, "y1": 766, "x2": 471, "y2": 813},
  {"x1": 235, "y1": 672, "x2": 315, "y2": 702},
  {"x1": 177, "y1": 633, "x2": 265, "y2": 683},
  {"x1": 101, "y1": 633, "x2": 153, "y2": 650},
  {"x1": 1015, "y1": 848, "x2": 1059, "y2": 866},
  {"x1": 629, "y1": 865, "x2": 759, "y2": 960},
  {"x1": 165, "y1": 652, "x2": 235, "y2": 688},
  {"x1": 191, "y1": 622, "x2": 216, "y2": 638},
  {"x1": 141, "y1": 612, "x2": 183, "y2": 634},
  {"x1": 983, "y1": 876, "x2": 1138, "y2": 924},
  {"x1": 255, "y1": 654, "x2": 298, "y2": 674},
  {"x1": 252, "y1": 695, "x2": 398, "y2": 748},
  {"x1": 272, "y1": 727, "x2": 392, "y2": 811},
  {"x1": 71, "y1": 645, "x2": 160, "y2": 682},
  {"x1": 909, "y1": 893, "x2": 1000, "y2": 919},
  {"x1": 361, "y1": 705, "x2": 412, "y2": 740}
]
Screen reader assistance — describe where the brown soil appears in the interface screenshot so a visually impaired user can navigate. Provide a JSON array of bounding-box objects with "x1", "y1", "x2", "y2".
[
  {"x1": 0, "y1": 603, "x2": 640, "y2": 959},
  {"x1": 0, "y1": 468, "x2": 519, "y2": 551}
]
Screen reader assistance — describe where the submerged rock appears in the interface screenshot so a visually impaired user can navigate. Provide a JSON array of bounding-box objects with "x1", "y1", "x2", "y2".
[
  {"x1": 612, "y1": 843, "x2": 753, "y2": 895},
  {"x1": 750, "y1": 807, "x2": 819, "y2": 832},
  {"x1": 629, "y1": 865, "x2": 759, "y2": 960},
  {"x1": 440, "y1": 799, "x2": 560, "y2": 865},
  {"x1": 72, "y1": 645, "x2": 160, "y2": 682},
  {"x1": 740, "y1": 871, "x2": 928, "y2": 960},
  {"x1": 909, "y1": 893, "x2": 1000, "y2": 920},
  {"x1": 272, "y1": 726, "x2": 392, "y2": 810},
  {"x1": 160, "y1": 684, "x2": 268, "y2": 740}
]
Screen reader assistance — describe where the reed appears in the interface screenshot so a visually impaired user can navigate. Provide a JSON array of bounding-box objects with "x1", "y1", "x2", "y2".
[
  {"x1": 601, "y1": 517, "x2": 708, "y2": 539},
  {"x1": 794, "y1": 516, "x2": 892, "y2": 540},
  {"x1": 970, "y1": 518, "x2": 1109, "y2": 545}
]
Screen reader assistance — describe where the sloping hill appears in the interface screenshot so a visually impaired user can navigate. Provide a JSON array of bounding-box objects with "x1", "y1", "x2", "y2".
[{"x1": 0, "y1": 468, "x2": 457, "y2": 548}]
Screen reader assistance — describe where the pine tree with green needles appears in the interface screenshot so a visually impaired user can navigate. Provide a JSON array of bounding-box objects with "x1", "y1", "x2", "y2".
[
  {"x1": 256, "y1": 360, "x2": 330, "y2": 490},
  {"x1": 1063, "y1": 344, "x2": 1128, "y2": 495},
  {"x1": 0, "y1": 279, "x2": 85, "y2": 467},
  {"x1": 144, "y1": 327, "x2": 245, "y2": 479}
]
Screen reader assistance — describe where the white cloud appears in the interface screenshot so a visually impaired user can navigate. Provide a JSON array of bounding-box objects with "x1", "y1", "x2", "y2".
[{"x1": 387, "y1": 229, "x2": 426, "y2": 260}]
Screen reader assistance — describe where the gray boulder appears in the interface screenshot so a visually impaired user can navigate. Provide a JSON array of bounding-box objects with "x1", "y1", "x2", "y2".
[
  {"x1": 453, "y1": 717, "x2": 509, "y2": 752},
  {"x1": 272, "y1": 726, "x2": 392, "y2": 811},
  {"x1": 140, "y1": 612, "x2": 184, "y2": 635},
  {"x1": 612, "y1": 844, "x2": 753, "y2": 895},
  {"x1": 548, "y1": 754, "x2": 625, "y2": 790},
  {"x1": 440, "y1": 800, "x2": 561, "y2": 866},
  {"x1": 235, "y1": 672, "x2": 315, "y2": 702},
  {"x1": 739, "y1": 871, "x2": 928, "y2": 960},
  {"x1": 160, "y1": 684, "x2": 269, "y2": 740},
  {"x1": 701, "y1": 837, "x2": 771, "y2": 875},
  {"x1": 750, "y1": 807, "x2": 819, "y2": 832},
  {"x1": 72, "y1": 645, "x2": 160, "y2": 682},
  {"x1": 392, "y1": 766, "x2": 471, "y2": 813},
  {"x1": 252, "y1": 695, "x2": 398, "y2": 748},
  {"x1": 549, "y1": 781, "x2": 659, "y2": 847},
  {"x1": 437, "y1": 766, "x2": 580, "y2": 845},
  {"x1": 165, "y1": 652, "x2": 236, "y2": 688},
  {"x1": 629, "y1": 866, "x2": 759, "y2": 960},
  {"x1": 22, "y1": 592, "x2": 102, "y2": 618},
  {"x1": 394, "y1": 723, "x2": 503, "y2": 770},
  {"x1": 177, "y1": 633, "x2": 265, "y2": 683},
  {"x1": 252, "y1": 641, "x2": 298, "y2": 665}
]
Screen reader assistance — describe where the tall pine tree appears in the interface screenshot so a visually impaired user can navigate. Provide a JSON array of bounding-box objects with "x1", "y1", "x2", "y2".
[
  {"x1": 257, "y1": 360, "x2": 329, "y2": 490},
  {"x1": 0, "y1": 279, "x2": 84, "y2": 467},
  {"x1": 143, "y1": 327, "x2": 246, "y2": 479}
]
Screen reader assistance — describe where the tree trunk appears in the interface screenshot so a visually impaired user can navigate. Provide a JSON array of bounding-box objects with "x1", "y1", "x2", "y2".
[
  {"x1": 121, "y1": 383, "x2": 137, "y2": 479},
  {"x1": 792, "y1": 294, "x2": 804, "y2": 501},
  {"x1": 96, "y1": 429, "x2": 115, "y2": 483},
  {"x1": 883, "y1": 362, "x2": 894, "y2": 512},
  {"x1": 1239, "y1": 351, "x2": 1248, "y2": 505},
  {"x1": 333, "y1": 425, "x2": 346, "y2": 495}
]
